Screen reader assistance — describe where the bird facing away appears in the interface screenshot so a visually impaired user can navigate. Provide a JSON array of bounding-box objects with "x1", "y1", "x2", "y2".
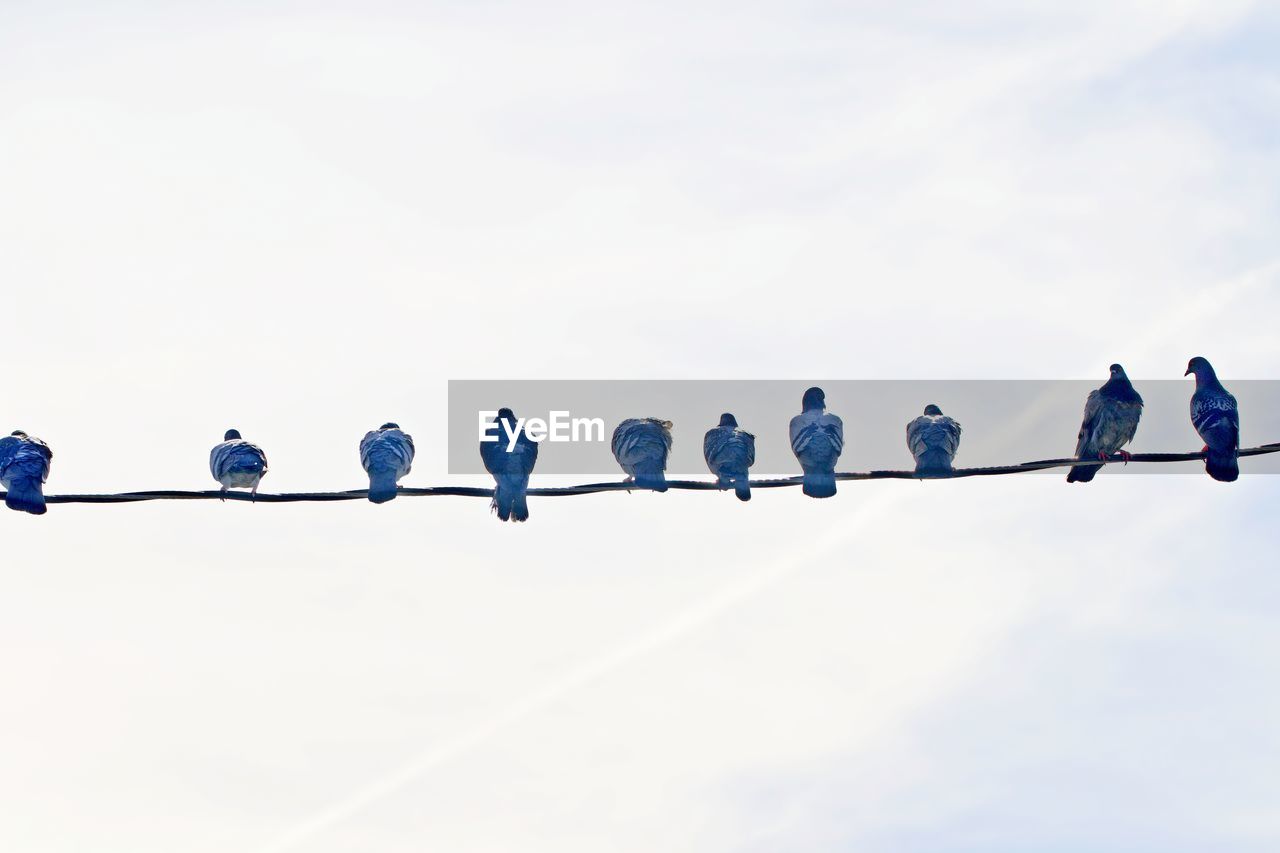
[
  {"x1": 1186, "y1": 356, "x2": 1240, "y2": 482},
  {"x1": 480, "y1": 408, "x2": 539, "y2": 521},
  {"x1": 906, "y1": 404, "x2": 962, "y2": 476},
  {"x1": 360, "y1": 423, "x2": 415, "y2": 503},
  {"x1": 789, "y1": 387, "x2": 844, "y2": 498},
  {"x1": 612, "y1": 418, "x2": 674, "y2": 492},
  {"x1": 0, "y1": 430, "x2": 53, "y2": 515},
  {"x1": 209, "y1": 429, "x2": 269, "y2": 499},
  {"x1": 1067, "y1": 364, "x2": 1144, "y2": 483},
  {"x1": 703, "y1": 413, "x2": 756, "y2": 501}
]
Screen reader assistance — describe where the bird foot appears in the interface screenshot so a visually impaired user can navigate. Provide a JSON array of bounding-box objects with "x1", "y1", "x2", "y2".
[
  {"x1": 1096, "y1": 452, "x2": 1108, "y2": 463},
  {"x1": 220, "y1": 488, "x2": 228, "y2": 502},
  {"x1": 1119, "y1": 450, "x2": 1132, "y2": 465}
]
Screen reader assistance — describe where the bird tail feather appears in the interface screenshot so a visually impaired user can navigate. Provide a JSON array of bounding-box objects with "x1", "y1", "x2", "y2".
[
  {"x1": 493, "y1": 476, "x2": 529, "y2": 521},
  {"x1": 1066, "y1": 459, "x2": 1099, "y2": 483},
  {"x1": 915, "y1": 450, "x2": 954, "y2": 478},
  {"x1": 734, "y1": 476, "x2": 751, "y2": 502},
  {"x1": 367, "y1": 469, "x2": 399, "y2": 503},
  {"x1": 802, "y1": 470, "x2": 836, "y2": 498},
  {"x1": 5, "y1": 476, "x2": 46, "y2": 515},
  {"x1": 634, "y1": 464, "x2": 667, "y2": 492},
  {"x1": 1205, "y1": 449, "x2": 1239, "y2": 483}
]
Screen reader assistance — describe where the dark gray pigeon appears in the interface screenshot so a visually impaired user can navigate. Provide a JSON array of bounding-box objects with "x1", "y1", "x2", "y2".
[
  {"x1": 1186, "y1": 356, "x2": 1239, "y2": 482},
  {"x1": 789, "y1": 387, "x2": 844, "y2": 498},
  {"x1": 210, "y1": 429, "x2": 269, "y2": 499},
  {"x1": 906, "y1": 405, "x2": 962, "y2": 476},
  {"x1": 0, "y1": 430, "x2": 53, "y2": 515},
  {"x1": 703, "y1": 413, "x2": 755, "y2": 501},
  {"x1": 360, "y1": 423, "x2": 415, "y2": 503},
  {"x1": 612, "y1": 418, "x2": 673, "y2": 492},
  {"x1": 1067, "y1": 364, "x2": 1144, "y2": 483},
  {"x1": 480, "y1": 408, "x2": 539, "y2": 521}
]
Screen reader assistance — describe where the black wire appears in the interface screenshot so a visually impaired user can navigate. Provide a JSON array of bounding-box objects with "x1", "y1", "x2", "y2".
[{"x1": 7, "y1": 443, "x2": 1277, "y2": 504}]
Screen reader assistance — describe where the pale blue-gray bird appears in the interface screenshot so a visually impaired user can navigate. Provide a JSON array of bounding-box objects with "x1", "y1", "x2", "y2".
[
  {"x1": 209, "y1": 429, "x2": 269, "y2": 499},
  {"x1": 906, "y1": 405, "x2": 962, "y2": 476},
  {"x1": 480, "y1": 408, "x2": 539, "y2": 521},
  {"x1": 1, "y1": 430, "x2": 53, "y2": 515},
  {"x1": 360, "y1": 423, "x2": 415, "y2": 503},
  {"x1": 704, "y1": 413, "x2": 755, "y2": 501},
  {"x1": 789, "y1": 387, "x2": 843, "y2": 498},
  {"x1": 612, "y1": 418, "x2": 673, "y2": 492},
  {"x1": 1186, "y1": 356, "x2": 1240, "y2": 482},
  {"x1": 1067, "y1": 364, "x2": 1144, "y2": 483}
]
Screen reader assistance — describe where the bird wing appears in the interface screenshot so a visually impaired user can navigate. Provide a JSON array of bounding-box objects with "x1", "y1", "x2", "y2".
[
  {"x1": 1073, "y1": 389, "x2": 1103, "y2": 458},
  {"x1": 1192, "y1": 389, "x2": 1240, "y2": 449}
]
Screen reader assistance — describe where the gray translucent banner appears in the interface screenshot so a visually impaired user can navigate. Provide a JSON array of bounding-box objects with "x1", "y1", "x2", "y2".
[{"x1": 447, "y1": 380, "x2": 1280, "y2": 476}]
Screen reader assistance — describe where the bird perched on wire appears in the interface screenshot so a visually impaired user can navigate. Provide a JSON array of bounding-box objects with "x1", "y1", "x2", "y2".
[
  {"x1": 704, "y1": 413, "x2": 755, "y2": 501},
  {"x1": 1066, "y1": 364, "x2": 1144, "y2": 483},
  {"x1": 210, "y1": 429, "x2": 269, "y2": 499},
  {"x1": 612, "y1": 418, "x2": 673, "y2": 492},
  {"x1": 906, "y1": 405, "x2": 962, "y2": 476},
  {"x1": 1186, "y1": 356, "x2": 1239, "y2": 482},
  {"x1": 1, "y1": 430, "x2": 53, "y2": 515},
  {"x1": 480, "y1": 408, "x2": 539, "y2": 521},
  {"x1": 789, "y1": 387, "x2": 843, "y2": 498},
  {"x1": 360, "y1": 423, "x2": 415, "y2": 503}
]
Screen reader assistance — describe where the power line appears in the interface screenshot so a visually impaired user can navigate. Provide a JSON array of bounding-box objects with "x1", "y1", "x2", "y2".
[{"x1": 7, "y1": 443, "x2": 1277, "y2": 505}]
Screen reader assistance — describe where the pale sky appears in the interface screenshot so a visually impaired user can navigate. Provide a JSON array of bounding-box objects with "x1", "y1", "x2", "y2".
[{"x1": 2, "y1": 1, "x2": 1280, "y2": 851}]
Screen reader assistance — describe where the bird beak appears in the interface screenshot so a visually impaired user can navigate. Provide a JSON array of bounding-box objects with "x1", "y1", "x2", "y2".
[{"x1": 1184, "y1": 367, "x2": 1192, "y2": 376}]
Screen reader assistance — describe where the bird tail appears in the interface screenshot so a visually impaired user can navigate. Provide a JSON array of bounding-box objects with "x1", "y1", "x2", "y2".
[
  {"x1": 492, "y1": 476, "x2": 529, "y2": 522},
  {"x1": 734, "y1": 476, "x2": 751, "y2": 502},
  {"x1": 915, "y1": 450, "x2": 954, "y2": 478},
  {"x1": 1066, "y1": 458, "x2": 1099, "y2": 483},
  {"x1": 5, "y1": 476, "x2": 46, "y2": 515},
  {"x1": 1205, "y1": 448, "x2": 1239, "y2": 483},
  {"x1": 802, "y1": 469, "x2": 836, "y2": 498},
  {"x1": 634, "y1": 463, "x2": 668, "y2": 492},
  {"x1": 367, "y1": 468, "x2": 399, "y2": 503}
]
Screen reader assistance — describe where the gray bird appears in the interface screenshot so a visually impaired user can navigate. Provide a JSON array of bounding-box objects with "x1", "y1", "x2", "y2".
[
  {"x1": 1067, "y1": 364, "x2": 1144, "y2": 483},
  {"x1": 480, "y1": 408, "x2": 539, "y2": 521},
  {"x1": 906, "y1": 405, "x2": 962, "y2": 476},
  {"x1": 612, "y1": 418, "x2": 673, "y2": 492},
  {"x1": 704, "y1": 413, "x2": 755, "y2": 501},
  {"x1": 209, "y1": 429, "x2": 269, "y2": 499},
  {"x1": 360, "y1": 423, "x2": 415, "y2": 503},
  {"x1": 0, "y1": 430, "x2": 53, "y2": 515},
  {"x1": 1186, "y1": 356, "x2": 1240, "y2": 482},
  {"x1": 789, "y1": 387, "x2": 843, "y2": 498}
]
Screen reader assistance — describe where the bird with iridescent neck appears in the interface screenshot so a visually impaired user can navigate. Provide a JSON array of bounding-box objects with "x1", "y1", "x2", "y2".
[
  {"x1": 704, "y1": 413, "x2": 755, "y2": 501},
  {"x1": 480, "y1": 408, "x2": 539, "y2": 521},
  {"x1": 789, "y1": 387, "x2": 843, "y2": 498},
  {"x1": 1185, "y1": 356, "x2": 1239, "y2": 482},
  {"x1": 0, "y1": 430, "x2": 53, "y2": 515},
  {"x1": 612, "y1": 418, "x2": 673, "y2": 492},
  {"x1": 906, "y1": 405, "x2": 962, "y2": 476},
  {"x1": 360, "y1": 423, "x2": 415, "y2": 503},
  {"x1": 209, "y1": 429, "x2": 269, "y2": 499},
  {"x1": 1067, "y1": 364, "x2": 1143, "y2": 483}
]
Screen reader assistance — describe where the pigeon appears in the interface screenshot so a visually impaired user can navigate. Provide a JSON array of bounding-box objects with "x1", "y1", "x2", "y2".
[
  {"x1": 480, "y1": 408, "x2": 539, "y2": 521},
  {"x1": 789, "y1": 387, "x2": 843, "y2": 498},
  {"x1": 906, "y1": 405, "x2": 962, "y2": 476},
  {"x1": 1066, "y1": 364, "x2": 1144, "y2": 483},
  {"x1": 0, "y1": 430, "x2": 53, "y2": 515},
  {"x1": 360, "y1": 423, "x2": 415, "y2": 503},
  {"x1": 209, "y1": 429, "x2": 269, "y2": 499},
  {"x1": 611, "y1": 418, "x2": 673, "y2": 492},
  {"x1": 1186, "y1": 356, "x2": 1240, "y2": 482},
  {"x1": 703, "y1": 413, "x2": 755, "y2": 501}
]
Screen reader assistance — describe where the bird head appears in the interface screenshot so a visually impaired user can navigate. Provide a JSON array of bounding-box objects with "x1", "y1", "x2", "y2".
[
  {"x1": 1185, "y1": 356, "x2": 1212, "y2": 378},
  {"x1": 224, "y1": 429, "x2": 242, "y2": 441},
  {"x1": 802, "y1": 387, "x2": 826, "y2": 411},
  {"x1": 923, "y1": 404, "x2": 943, "y2": 416},
  {"x1": 495, "y1": 407, "x2": 516, "y2": 423},
  {"x1": 1109, "y1": 363, "x2": 1126, "y2": 378},
  {"x1": 10, "y1": 429, "x2": 28, "y2": 438},
  {"x1": 380, "y1": 422, "x2": 400, "y2": 430},
  {"x1": 718, "y1": 413, "x2": 738, "y2": 428},
  {"x1": 658, "y1": 419, "x2": 673, "y2": 431}
]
